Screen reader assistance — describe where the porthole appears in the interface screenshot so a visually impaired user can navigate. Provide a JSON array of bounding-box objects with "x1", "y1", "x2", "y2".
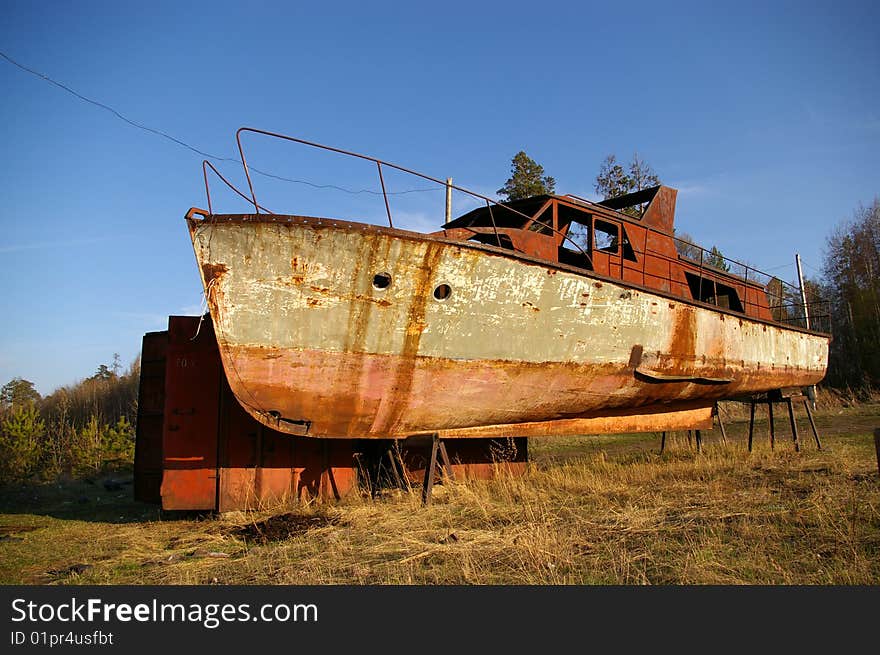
[
  {"x1": 372, "y1": 272, "x2": 392, "y2": 290},
  {"x1": 433, "y1": 283, "x2": 452, "y2": 301}
]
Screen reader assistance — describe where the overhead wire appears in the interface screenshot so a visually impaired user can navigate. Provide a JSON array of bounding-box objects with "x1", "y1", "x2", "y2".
[
  {"x1": 0, "y1": 50, "x2": 440, "y2": 197},
  {"x1": 761, "y1": 262, "x2": 795, "y2": 272},
  {"x1": 801, "y1": 259, "x2": 824, "y2": 276}
]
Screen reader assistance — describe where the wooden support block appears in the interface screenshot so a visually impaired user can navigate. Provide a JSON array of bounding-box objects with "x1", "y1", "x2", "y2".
[{"x1": 438, "y1": 440, "x2": 455, "y2": 482}]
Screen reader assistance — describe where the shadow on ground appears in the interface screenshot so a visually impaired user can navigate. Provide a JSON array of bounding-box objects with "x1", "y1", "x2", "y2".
[{"x1": 0, "y1": 474, "x2": 177, "y2": 524}]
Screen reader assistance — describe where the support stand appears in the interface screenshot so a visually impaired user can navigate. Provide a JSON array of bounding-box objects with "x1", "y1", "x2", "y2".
[
  {"x1": 385, "y1": 441, "x2": 408, "y2": 490},
  {"x1": 714, "y1": 403, "x2": 728, "y2": 445},
  {"x1": 321, "y1": 440, "x2": 341, "y2": 501},
  {"x1": 746, "y1": 388, "x2": 822, "y2": 453},
  {"x1": 356, "y1": 441, "x2": 412, "y2": 498},
  {"x1": 422, "y1": 434, "x2": 456, "y2": 505}
]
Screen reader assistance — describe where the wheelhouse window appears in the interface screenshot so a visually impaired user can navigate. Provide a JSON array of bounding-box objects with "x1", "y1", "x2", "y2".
[
  {"x1": 684, "y1": 272, "x2": 744, "y2": 313},
  {"x1": 468, "y1": 233, "x2": 514, "y2": 249},
  {"x1": 555, "y1": 205, "x2": 639, "y2": 269},
  {"x1": 527, "y1": 206, "x2": 554, "y2": 235},
  {"x1": 566, "y1": 219, "x2": 590, "y2": 250},
  {"x1": 594, "y1": 219, "x2": 619, "y2": 253},
  {"x1": 556, "y1": 205, "x2": 592, "y2": 269},
  {"x1": 620, "y1": 226, "x2": 637, "y2": 262},
  {"x1": 592, "y1": 219, "x2": 638, "y2": 262}
]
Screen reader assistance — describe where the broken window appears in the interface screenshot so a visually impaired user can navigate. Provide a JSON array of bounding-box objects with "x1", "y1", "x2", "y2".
[
  {"x1": 594, "y1": 219, "x2": 619, "y2": 254},
  {"x1": 527, "y1": 206, "x2": 554, "y2": 235},
  {"x1": 556, "y1": 205, "x2": 594, "y2": 270},
  {"x1": 469, "y1": 233, "x2": 514, "y2": 249},
  {"x1": 684, "y1": 272, "x2": 744, "y2": 313},
  {"x1": 566, "y1": 220, "x2": 590, "y2": 251}
]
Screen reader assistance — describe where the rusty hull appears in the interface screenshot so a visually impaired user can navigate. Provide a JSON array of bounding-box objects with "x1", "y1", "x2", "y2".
[{"x1": 188, "y1": 214, "x2": 828, "y2": 439}]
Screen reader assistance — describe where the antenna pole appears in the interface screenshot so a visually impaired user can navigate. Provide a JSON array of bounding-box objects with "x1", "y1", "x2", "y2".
[
  {"x1": 796, "y1": 253, "x2": 817, "y2": 409},
  {"x1": 445, "y1": 177, "x2": 453, "y2": 224},
  {"x1": 796, "y1": 253, "x2": 811, "y2": 330}
]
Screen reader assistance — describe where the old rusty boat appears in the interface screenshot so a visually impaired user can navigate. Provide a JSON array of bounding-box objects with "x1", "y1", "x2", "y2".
[{"x1": 187, "y1": 128, "x2": 830, "y2": 441}]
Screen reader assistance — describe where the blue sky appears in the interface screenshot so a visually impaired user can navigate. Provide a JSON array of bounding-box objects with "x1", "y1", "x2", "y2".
[{"x1": 1, "y1": 0, "x2": 878, "y2": 395}]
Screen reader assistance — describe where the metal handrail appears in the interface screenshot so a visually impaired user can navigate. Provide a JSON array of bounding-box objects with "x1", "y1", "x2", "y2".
[
  {"x1": 233, "y1": 127, "x2": 593, "y2": 267},
  {"x1": 202, "y1": 127, "x2": 829, "y2": 333},
  {"x1": 202, "y1": 160, "x2": 275, "y2": 215},
  {"x1": 617, "y1": 227, "x2": 831, "y2": 332}
]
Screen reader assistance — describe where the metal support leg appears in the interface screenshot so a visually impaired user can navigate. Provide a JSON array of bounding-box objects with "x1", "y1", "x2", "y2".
[
  {"x1": 768, "y1": 401, "x2": 775, "y2": 450},
  {"x1": 437, "y1": 440, "x2": 456, "y2": 482},
  {"x1": 748, "y1": 401, "x2": 756, "y2": 453},
  {"x1": 802, "y1": 397, "x2": 822, "y2": 450},
  {"x1": 695, "y1": 429, "x2": 703, "y2": 454},
  {"x1": 715, "y1": 404, "x2": 728, "y2": 445},
  {"x1": 660, "y1": 431, "x2": 666, "y2": 454},
  {"x1": 385, "y1": 443, "x2": 405, "y2": 488},
  {"x1": 321, "y1": 440, "x2": 340, "y2": 501},
  {"x1": 787, "y1": 397, "x2": 801, "y2": 453},
  {"x1": 422, "y1": 435, "x2": 440, "y2": 505}
]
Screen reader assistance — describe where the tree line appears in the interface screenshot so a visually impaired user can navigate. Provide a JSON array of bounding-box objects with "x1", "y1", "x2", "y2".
[
  {"x1": 819, "y1": 198, "x2": 880, "y2": 390},
  {"x1": 0, "y1": 357, "x2": 140, "y2": 485}
]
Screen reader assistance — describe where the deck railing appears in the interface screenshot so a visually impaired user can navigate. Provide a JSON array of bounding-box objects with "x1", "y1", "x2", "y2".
[
  {"x1": 230, "y1": 127, "x2": 593, "y2": 268},
  {"x1": 199, "y1": 127, "x2": 831, "y2": 336},
  {"x1": 668, "y1": 236, "x2": 831, "y2": 333}
]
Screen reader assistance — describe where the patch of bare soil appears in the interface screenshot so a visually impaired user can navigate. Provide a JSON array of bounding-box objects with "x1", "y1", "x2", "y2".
[{"x1": 230, "y1": 513, "x2": 338, "y2": 544}]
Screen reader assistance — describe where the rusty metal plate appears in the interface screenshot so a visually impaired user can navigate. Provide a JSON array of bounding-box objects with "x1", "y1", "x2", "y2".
[
  {"x1": 133, "y1": 331, "x2": 168, "y2": 504},
  {"x1": 159, "y1": 316, "x2": 222, "y2": 510}
]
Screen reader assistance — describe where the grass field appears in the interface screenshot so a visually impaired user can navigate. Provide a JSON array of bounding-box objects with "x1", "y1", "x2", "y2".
[{"x1": 1, "y1": 402, "x2": 878, "y2": 585}]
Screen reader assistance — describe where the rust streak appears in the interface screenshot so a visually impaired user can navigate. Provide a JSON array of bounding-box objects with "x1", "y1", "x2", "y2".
[
  {"x1": 201, "y1": 262, "x2": 228, "y2": 284},
  {"x1": 375, "y1": 242, "x2": 444, "y2": 434},
  {"x1": 667, "y1": 306, "x2": 697, "y2": 374}
]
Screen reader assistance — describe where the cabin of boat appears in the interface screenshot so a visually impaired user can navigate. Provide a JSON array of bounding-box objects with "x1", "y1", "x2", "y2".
[{"x1": 438, "y1": 185, "x2": 775, "y2": 324}]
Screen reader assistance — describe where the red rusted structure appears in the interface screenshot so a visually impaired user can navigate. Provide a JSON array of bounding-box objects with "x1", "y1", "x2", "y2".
[{"x1": 440, "y1": 186, "x2": 775, "y2": 320}]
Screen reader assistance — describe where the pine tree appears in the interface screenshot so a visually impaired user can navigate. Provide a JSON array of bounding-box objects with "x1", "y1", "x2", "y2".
[
  {"x1": 0, "y1": 378, "x2": 41, "y2": 411},
  {"x1": 706, "y1": 246, "x2": 730, "y2": 271},
  {"x1": 594, "y1": 152, "x2": 660, "y2": 217},
  {"x1": 0, "y1": 404, "x2": 45, "y2": 483},
  {"x1": 497, "y1": 151, "x2": 556, "y2": 202}
]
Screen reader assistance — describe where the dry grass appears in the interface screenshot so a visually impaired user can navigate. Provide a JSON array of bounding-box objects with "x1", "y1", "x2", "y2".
[{"x1": 1, "y1": 403, "x2": 878, "y2": 585}]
